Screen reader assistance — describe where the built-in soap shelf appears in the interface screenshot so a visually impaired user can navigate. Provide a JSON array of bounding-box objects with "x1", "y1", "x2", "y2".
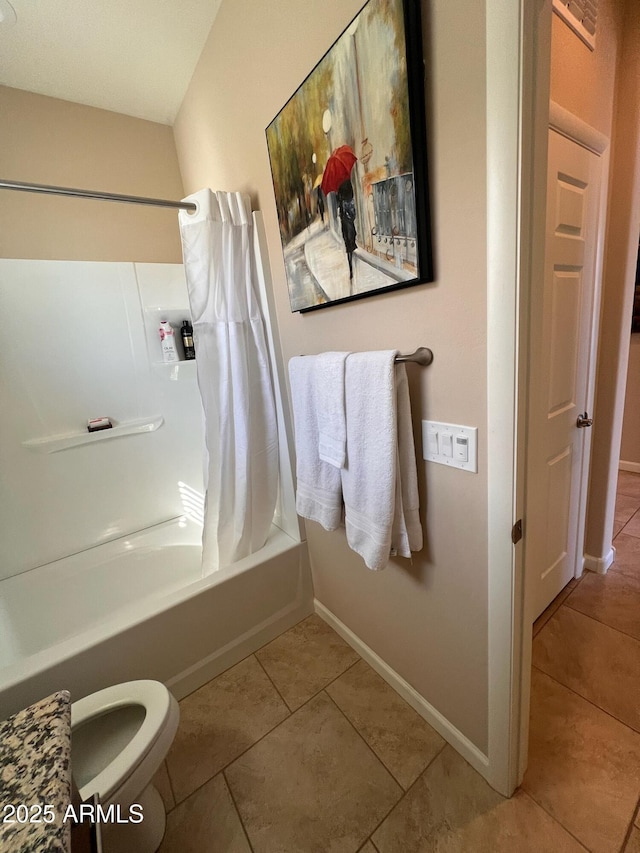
[{"x1": 22, "y1": 415, "x2": 164, "y2": 454}]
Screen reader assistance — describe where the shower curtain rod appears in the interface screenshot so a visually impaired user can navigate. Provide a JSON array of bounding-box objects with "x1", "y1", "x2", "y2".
[{"x1": 0, "y1": 179, "x2": 197, "y2": 212}]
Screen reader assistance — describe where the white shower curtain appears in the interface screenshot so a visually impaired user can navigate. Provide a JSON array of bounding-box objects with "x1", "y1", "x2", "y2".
[{"x1": 178, "y1": 190, "x2": 278, "y2": 571}]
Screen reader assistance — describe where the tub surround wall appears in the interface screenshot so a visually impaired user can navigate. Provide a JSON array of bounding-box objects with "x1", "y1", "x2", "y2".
[
  {"x1": 174, "y1": 0, "x2": 489, "y2": 753},
  {"x1": 0, "y1": 260, "x2": 204, "y2": 581},
  {"x1": 0, "y1": 86, "x2": 184, "y2": 263}
]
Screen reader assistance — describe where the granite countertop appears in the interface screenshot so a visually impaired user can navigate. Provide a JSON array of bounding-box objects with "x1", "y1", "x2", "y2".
[{"x1": 0, "y1": 691, "x2": 72, "y2": 853}]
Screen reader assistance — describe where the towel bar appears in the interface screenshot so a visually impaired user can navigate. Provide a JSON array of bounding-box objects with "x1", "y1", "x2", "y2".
[
  {"x1": 299, "y1": 347, "x2": 434, "y2": 367},
  {"x1": 395, "y1": 347, "x2": 433, "y2": 366}
]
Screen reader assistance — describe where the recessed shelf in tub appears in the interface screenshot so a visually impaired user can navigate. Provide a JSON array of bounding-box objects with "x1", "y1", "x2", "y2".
[{"x1": 22, "y1": 416, "x2": 164, "y2": 454}]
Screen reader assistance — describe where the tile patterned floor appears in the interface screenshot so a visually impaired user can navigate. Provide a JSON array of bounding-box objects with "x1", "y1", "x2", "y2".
[
  {"x1": 525, "y1": 470, "x2": 640, "y2": 853},
  {"x1": 155, "y1": 472, "x2": 640, "y2": 852}
]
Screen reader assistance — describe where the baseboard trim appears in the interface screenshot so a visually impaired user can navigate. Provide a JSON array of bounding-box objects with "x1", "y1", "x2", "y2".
[
  {"x1": 583, "y1": 547, "x2": 616, "y2": 575},
  {"x1": 619, "y1": 461, "x2": 640, "y2": 474},
  {"x1": 314, "y1": 599, "x2": 490, "y2": 778}
]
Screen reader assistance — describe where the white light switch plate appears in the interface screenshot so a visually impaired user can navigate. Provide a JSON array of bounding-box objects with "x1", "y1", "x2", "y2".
[{"x1": 422, "y1": 420, "x2": 478, "y2": 472}]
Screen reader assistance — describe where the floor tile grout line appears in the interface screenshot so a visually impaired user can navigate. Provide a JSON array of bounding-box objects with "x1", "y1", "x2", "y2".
[
  {"x1": 163, "y1": 759, "x2": 178, "y2": 814},
  {"x1": 563, "y1": 599, "x2": 640, "y2": 644},
  {"x1": 618, "y1": 523, "x2": 640, "y2": 540},
  {"x1": 168, "y1": 658, "x2": 363, "y2": 810},
  {"x1": 614, "y1": 502, "x2": 640, "y2": 516},
  {"x1": 323, "y1": 666, "x2": 449, "y2": 793},
  {"x1": 533, "y1": 606, "x2": 560, "y2": 634},
  {"x1": 222, "y1": 768, "x2": 256, "y2": 853},
  {"x1": 363, "y1": 741, "x2": 450, "y2": 847},
  {"x1": 172, "y1": 676, "x2": 429, "y2": 850},
  {"x1": 263, "y1": 652, "x2": 363, "y2": 715},
  {"x1": 322, "y1": 689, "x2": 408, "y2": 794},
  {"x1": 533, "y1": 577, "x2": 586, "y2": 637},
  {"x1": 254, "y1": 646, "x2": 361, "y2": 721},
  {"x1": 517, "y1": 788, "x2": 592, "y2": 851},
  {"x1": 616, "y1": 487, "x2": 640, "y2": 502},
  {"x1": 533, "y1": 604, "x2": 564, "y2": 637},
  {"x1": 618, "y1": 808, "x2": 639, "y2": 853},
  {"x1": 607, "y1": 554, "x2": 640, "y2": 581},
  {"x1": 607, "y1": 566, "x2": 640, "y2": 583},
  {"x1": 168, "y1": 704, "x2": 292, "y2": 808},
  {"x1": 168, "y1": 637, "x2": 448, "y2": 833},
  {"x1": 253, "y1": 652, "x2": 295, "y2": 711},
  {"x1": 321, "y1": 655, "x2": 362, "y2": 689},
  {"x1": 171, "y1": 649, "x2": 260, "y2": 704},
  {"x1": 532, "y1": 664, "x2": 640, "y2": 736}
]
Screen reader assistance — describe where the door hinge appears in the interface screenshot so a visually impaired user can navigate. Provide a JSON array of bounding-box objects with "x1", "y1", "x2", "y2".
[{"x1": 512, "y1": 519, "x2": 523, "y2": 545}]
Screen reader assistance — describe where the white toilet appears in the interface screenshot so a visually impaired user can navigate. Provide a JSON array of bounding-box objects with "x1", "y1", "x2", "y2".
[{"x1": 71, "y1": 680, "x2": 179, "y2": 853}]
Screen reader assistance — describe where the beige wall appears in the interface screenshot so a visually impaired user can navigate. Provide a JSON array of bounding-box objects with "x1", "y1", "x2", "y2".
[
  {"x1": 620, "y1": 335, "x2": 640, "y2": 466},
  {"x1": 174, "y1": 0, "x2": 489, "y2": 750},
  {"x1": 0, "y1": 86, "x2": 184, "y2": 262}
]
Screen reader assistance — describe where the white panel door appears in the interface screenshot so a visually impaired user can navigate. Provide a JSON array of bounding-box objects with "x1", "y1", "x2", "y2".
[{"x1": 528, "y1": 129, "x2": 602, "y2": 619}]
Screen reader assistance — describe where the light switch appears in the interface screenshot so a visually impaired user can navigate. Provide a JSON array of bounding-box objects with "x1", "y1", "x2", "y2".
[
  {"x1": 422, "y1": 420, "x2": 478, "y2": 472},
  {"x1": 454, "y1": 435, "x2": 468, "y2": 462}
]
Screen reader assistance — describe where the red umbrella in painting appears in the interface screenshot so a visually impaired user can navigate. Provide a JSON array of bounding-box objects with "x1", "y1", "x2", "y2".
[{"x1": 321, "y1": 145, "x2": 358, "y2": 195}]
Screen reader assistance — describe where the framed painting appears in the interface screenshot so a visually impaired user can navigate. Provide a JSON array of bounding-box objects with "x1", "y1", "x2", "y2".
[{"x1": 266, "y1": 0, "x2": 433, "y2": 313}]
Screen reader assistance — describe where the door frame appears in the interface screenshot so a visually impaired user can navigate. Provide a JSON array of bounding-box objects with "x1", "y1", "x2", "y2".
[
  {"x1": 518, "y1": 105, "x2": 610, "y2": 780},
  {"x1": 485, "y1": 0, "x2": 548, "y2": 795},
  {"x1": 487, "y1": 0, "x2": 612, "y2": 795}
]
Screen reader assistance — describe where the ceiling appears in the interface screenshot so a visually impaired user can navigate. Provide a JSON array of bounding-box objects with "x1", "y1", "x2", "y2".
[{"x1": 0, "y1": 0, "x2": 222, "y2": 124}]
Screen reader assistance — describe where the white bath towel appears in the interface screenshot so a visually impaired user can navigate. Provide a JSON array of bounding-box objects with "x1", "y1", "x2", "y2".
[
  {"x1": 316, "y1": 351, "x2": 350, "y2": 468},
  {"x1": 288, "y1": 356, "x2": 342, "y2": 531},
  {"x1": 391, "y1": 365, "x2": 423, "y2": 558},
  {"x1": 341, "y1": 351, "x2": 422, "y2": 570}
]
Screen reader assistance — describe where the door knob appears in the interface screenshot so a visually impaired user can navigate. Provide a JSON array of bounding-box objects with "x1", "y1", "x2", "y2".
[{"x1": 577, "y1": 412, "x2": 593, "y2": 428}]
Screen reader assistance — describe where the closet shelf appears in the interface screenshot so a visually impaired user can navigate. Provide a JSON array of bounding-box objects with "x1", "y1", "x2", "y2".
[{"x1": 22, "y1": 416, "x2": 164, "y2": 454}]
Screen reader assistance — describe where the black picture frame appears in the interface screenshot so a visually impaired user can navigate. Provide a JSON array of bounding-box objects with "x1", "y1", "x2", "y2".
[
  {"x1": 631, "y1": 239, "x2": 640, "y2": 334},
  {"x1": 266, "y1": 0, "x2": 433, "y2": 313}
]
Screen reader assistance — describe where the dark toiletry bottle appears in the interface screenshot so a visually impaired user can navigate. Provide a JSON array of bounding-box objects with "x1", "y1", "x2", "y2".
[{"x1": 181, "y1": 320, "x2": 195, "y2": 360}]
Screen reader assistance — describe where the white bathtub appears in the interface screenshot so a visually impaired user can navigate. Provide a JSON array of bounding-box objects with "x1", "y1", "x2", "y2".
[{"x1": 0, "y1": 517, "x2": 312, "y2": 717}]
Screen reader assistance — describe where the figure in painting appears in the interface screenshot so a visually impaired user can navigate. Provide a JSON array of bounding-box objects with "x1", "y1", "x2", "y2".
[
  {"x1": 337, "y1": 179, "x2": 357, "y2": 280},
  {"x1": 316, "y1": 186, "x2": 325, "y2": 223}
]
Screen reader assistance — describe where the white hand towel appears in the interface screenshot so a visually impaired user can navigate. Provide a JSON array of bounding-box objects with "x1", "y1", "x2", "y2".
[
  {"x1": 316, "y1": 351, "x2": 350, "y2": 468},
  {"x1": 341, "y1": 351, "x2": 398, "y2": 570},
  {"x1": 288, "y1": 356, "x2": 342, "y2": 531}
]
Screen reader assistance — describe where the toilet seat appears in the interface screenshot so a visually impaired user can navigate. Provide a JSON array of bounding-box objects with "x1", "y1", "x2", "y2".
[{"x1": 71, "y1": 680, "x2": 179, "y2": 804}]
